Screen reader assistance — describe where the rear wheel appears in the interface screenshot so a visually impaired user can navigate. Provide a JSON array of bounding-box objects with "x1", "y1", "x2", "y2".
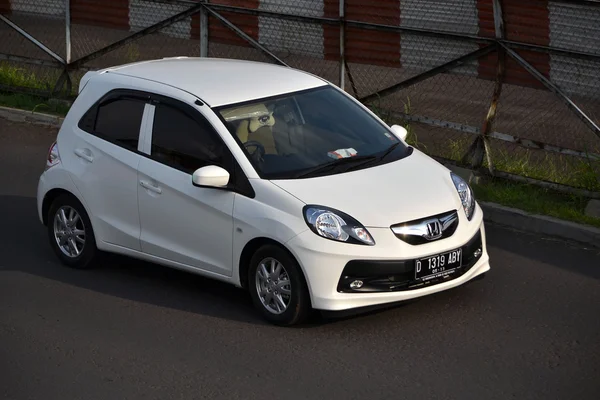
[
  {"x1": 47, "y1": 194, "x2": 98, "y2": 269},
  {"x1": 248, "y1": 245, "x2": 311, "y2": 326}
]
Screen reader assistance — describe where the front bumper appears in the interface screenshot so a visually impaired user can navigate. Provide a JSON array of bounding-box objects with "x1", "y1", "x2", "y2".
[
  {"x1": 337, "y1": 229, "x2": 483, "y2": 293},
  {"x1": 286, "y1": 204, "x2": 490, "y2": 311}
]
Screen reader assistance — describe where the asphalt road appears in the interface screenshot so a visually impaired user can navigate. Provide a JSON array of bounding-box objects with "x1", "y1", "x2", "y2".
[{"x1": 1, "y1": 118, "x2": 599, "y2": 400}]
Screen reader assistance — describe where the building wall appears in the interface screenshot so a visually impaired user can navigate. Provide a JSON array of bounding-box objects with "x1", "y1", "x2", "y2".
[
  {"x1": 549, "y1": 1, "x2": 600, "y2": 97},
  {"x1": 130, "y1": 0, "x2": 191, "y2": 39},
  {"x1": 1, "y1": 0, "x2": 598, "y2": 97},
  {"x1": 71, "y1": 0, "x2": 129, "y2": 29},
  {"x1": 10, "y1": 0, "x2": 64, "y2": 16},
  {"x1": 478, "y1": 0, "x2": 550, "y2": 88},
  {"x1": 401, "y1": 0, "x2": 478, "y2": 74},
  {"x1": 0, "y1": 0, "x2": 10, "y2": 15}
]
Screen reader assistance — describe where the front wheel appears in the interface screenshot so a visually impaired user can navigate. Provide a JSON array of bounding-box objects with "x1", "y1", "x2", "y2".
[{"x1": 248, "y1": 245, "x2": 311, "y2": 326}]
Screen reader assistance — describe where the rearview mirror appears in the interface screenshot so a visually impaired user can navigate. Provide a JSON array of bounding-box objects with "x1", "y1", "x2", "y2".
[
  {"x1": 192, "y1": 166, "x2": 230, "y2": 188},
  {"x1": 390, "y1": 124, "x2": 408, "y2": 141}
]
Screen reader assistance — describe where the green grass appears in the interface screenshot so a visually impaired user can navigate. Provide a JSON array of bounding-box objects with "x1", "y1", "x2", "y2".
[
  {"x1": 428, "y1": 136, "x2": 600, "y2": 193},
  {"x1": 0, "y1": 62, "x2": 73, "y2": 115},
  {"x1": 483, "y1": 145, "x2": 600, "y2": 192},
  {"x1": 472, "y1": 177, "x2": 600, "y2": 228},
  {"x1": 0, "y1": 92, "x2": 70, "y2": 116},
  {"x1": 0, "y1": 62, "x2": 61, "y2": 92}
]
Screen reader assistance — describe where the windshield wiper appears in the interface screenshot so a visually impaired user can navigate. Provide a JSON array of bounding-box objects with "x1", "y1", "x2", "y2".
[
  {"x1": 293, "y1": 155, "x2": 378, "y2": 178},
  {"x1": 377, "y1": 142, "x2": 402, "y2": 161}
]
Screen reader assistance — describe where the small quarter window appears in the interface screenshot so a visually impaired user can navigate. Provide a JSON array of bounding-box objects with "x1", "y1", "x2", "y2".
[
  {"x1": 79, "y1": 96, "x2": 145, "y2": 151},
  {"x1": 95, "y1": 99, "x2": 145, "y2": 150}
]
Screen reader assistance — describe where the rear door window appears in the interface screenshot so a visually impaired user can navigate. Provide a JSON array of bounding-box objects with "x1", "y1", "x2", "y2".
[{"x1": 79, "y1": 97, "x2": 146, "y2": 151}]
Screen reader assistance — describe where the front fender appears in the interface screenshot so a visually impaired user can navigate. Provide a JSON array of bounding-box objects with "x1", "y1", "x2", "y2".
[{"x1": 231, "y1": 179, "x2": 307, "y2": 286}]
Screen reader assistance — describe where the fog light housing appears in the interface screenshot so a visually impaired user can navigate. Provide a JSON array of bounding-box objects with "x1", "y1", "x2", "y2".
[
  {"x1": 474, "y1": 248, "x2": 482, "y2": 258},
  {"x1": 350, "y1": 280, "x2": 363, "y2": 289}
]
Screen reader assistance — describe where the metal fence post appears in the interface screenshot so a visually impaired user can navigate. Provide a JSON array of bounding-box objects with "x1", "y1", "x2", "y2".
[
  {"x1": 339, "y1": 0, "x2": 345, "y2": 90},
  {"x1": 463, "y1": 0, "x2": 505, "y2": 173},
  {"x1": 65, "y1": 0, "x2": 71, "y2": 64},
  {"x1": 200, "y1": 1, "x2": 208, "y2": 57}
]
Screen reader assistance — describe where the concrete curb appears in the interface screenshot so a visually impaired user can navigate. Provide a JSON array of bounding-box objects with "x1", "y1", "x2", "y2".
[
  {"x1": 481, "y1": 202, "x2": 600, "y2": 249},
  {"x1": 0, "y1": 106, "x2": 64, "y2": 128}
]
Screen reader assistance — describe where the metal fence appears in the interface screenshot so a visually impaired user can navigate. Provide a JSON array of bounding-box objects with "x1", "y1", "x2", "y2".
[{"x1": 0, "y1": 0, "x2": 599, "y2": 194}]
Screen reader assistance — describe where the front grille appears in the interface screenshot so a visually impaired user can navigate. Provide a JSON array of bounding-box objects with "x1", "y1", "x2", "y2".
[
  {"x1": 337, "y1": 229, "x2": 483, "y2": 293},
  {"x1": 390, "y1": 210, "x2": 459, "y2": 245}
]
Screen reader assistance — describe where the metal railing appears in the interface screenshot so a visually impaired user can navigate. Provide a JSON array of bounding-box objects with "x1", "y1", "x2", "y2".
[{"x1": 0, "y1": 0, "x2": 599, "y2": 194}]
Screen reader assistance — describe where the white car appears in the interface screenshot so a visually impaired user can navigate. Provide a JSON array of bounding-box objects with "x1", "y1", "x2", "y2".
[{"x1": 37, "y1": 57, "x2": 490, "y2": 325}]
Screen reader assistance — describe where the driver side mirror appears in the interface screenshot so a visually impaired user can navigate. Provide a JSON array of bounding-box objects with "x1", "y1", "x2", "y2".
[
  {"x1": 390, "y1": 124, "x2": 408, "y2": 141},
  {"x1": 192, "y1": 165, "x2": 230, "y2": 188}
]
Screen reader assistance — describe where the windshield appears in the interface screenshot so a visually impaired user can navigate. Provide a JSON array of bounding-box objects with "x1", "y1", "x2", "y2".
[{"x1": 216, "y1": 86, "x2": 410, "y2": 179}]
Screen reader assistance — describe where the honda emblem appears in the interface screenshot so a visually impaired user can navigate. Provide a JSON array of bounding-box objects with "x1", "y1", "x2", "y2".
[{"x1": 425, "y1": 220, "x2": 442, "y2": 240}]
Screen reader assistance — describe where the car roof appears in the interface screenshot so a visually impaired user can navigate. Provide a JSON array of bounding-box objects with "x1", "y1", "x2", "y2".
[{"x1": 94, "y1": 57, "x2": 328, "y2": 107}]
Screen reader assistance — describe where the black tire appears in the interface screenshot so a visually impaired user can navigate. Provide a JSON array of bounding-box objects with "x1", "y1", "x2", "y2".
[
  {"x1": 248, "y1": 245, "x2": 311, "y2": 326},
  {"x1": 47, "y1": 194, "x2": 98, "y2": 269}
]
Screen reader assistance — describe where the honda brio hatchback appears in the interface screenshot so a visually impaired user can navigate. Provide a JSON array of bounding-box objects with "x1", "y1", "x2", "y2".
[{"x1": 37, "y1": 57, "x2": 490, "y2": 325}]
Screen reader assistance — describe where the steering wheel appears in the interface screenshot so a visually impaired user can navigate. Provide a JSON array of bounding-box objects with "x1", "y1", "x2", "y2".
[{"x1": 244, "y1": 140, "x2": 266, "y2": 162}]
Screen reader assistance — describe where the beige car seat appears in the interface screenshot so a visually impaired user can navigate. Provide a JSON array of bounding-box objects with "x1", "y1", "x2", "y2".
[{"x1": 225, "y1": 104, "x2": 277, "y2": 155}]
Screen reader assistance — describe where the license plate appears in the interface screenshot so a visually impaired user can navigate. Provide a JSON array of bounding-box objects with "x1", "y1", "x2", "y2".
[{"x1": 415, "y1": 248, "x2": 462, "y2": 281}]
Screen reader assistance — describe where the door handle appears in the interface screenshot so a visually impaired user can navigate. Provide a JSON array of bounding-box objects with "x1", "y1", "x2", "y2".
[
  {"x1": 74, "y1": 148, "x2": 94, "y2": 163},
  {"x1": 140, "y1": 180, "x2": 162, "y2": 194}
]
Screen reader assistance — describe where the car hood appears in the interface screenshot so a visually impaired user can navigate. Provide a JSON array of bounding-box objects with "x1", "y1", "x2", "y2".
[{"x1": 271, "y1": 150, "x2": 461, "y2": 228}]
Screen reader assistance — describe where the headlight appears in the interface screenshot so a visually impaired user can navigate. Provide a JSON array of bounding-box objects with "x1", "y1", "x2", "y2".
[
  {"x1": 303, "y1": 206, "x2": 375, "y2": 245},
  {"x1": 451, "y1": 172, "x2": 475, "y2": 220}
]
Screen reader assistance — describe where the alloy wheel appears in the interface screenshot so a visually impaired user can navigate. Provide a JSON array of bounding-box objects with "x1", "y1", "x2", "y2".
[
  {"x1": 53, "y1": 205, "x2": 86, "y2": 258},
  {"x1": 255, "y1": 257, "x2": 292, "y2": 314}
]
